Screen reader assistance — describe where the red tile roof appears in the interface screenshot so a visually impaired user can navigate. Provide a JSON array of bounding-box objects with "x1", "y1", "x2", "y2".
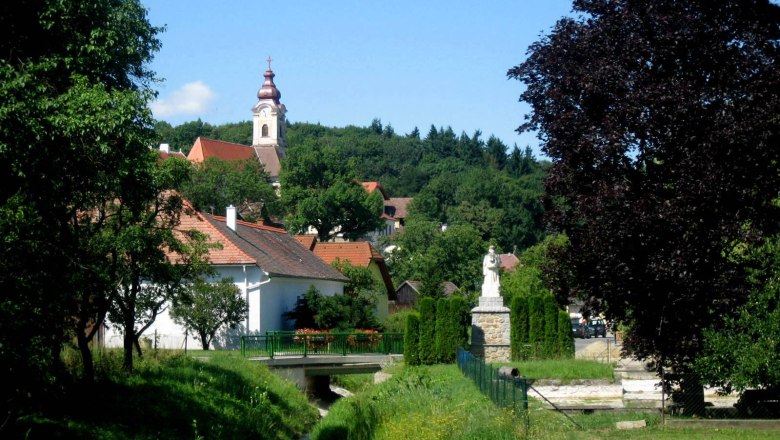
[
  {"x1": 174, "y1": 207, "x2": 255, "y2": 265},
  {"x1": 384, "y1": 197, "x2": 412, "y2": 219},
  {"x1": 187, "y1": 137, "x2": 256, "y2": 163},
  {"x1": 294, "y1": 235, "x2": 317, "y2": 250},
  {"x1": 499, "y1": 253, "x2": 520, "y2": 272},
  {"x1": 311, "y1": 241, "x2": 394, "y2": 296},
  {"x1": 253, "y1": 146, "x2": 283, "y2": 178},
  {"x1": 360, "y1": 181, "x2": 389, "y2": 200},
  {"x1": 396, "y1": 280, "x2": 460, "y2": 297},
  {"x1": 158, "y1": 150, "x2": 187, "y2": 161}
]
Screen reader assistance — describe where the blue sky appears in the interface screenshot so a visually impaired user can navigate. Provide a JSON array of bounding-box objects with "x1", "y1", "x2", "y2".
[{"x1": 144, "y1": 1, "x2": 575, "y2": 157}]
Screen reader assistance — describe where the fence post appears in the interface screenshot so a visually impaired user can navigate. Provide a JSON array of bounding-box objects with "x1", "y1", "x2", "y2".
[{"x1": 240, "y1": 336, "x2": 245, "y2": 357}]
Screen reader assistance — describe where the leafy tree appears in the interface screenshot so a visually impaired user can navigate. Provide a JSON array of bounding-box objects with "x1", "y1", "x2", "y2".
[
  {"x1": 510, "y1": 296, "x2": 529, "y2": 361},
  {"x1": 280, "y1": 142, "x2": 384, "y2": 241},
  {"x1": 284, "y1": 286, "x2": 380, "y2": 331},
  {"x1": 404, "y1": 313, "x2": 421, "y2": 366},
  {"x1": 695, "y1": 232, "x2": 780, "y2": 393},
  {"x1": 0, "y1": 0, "x2": 161, "y2": 414},
  {"x1": 509, "y1": 0, "x2": 780, "y2": 383},
  {"x1": 180, "y1": 156, "x2": 279, "y2": 222},
  {"x1": 331, "y1": 258, "x2": 383, "y2": 296},
  {"x1": 171, "y1": 278, "x2": 248, "y2": 350}
]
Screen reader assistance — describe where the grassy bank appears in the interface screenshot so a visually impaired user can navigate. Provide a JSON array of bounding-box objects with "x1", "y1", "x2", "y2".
[
  {"x1": 14, "y1": 350, "x2": 317, "y2": 439},
  {"x1": 311, "y1": 363, "x2": 778, "y2": 440}
]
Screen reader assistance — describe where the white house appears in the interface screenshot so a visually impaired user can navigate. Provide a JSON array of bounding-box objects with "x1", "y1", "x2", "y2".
[{"x1": 103, "y1": 205, "x2": 347, "y2": 349}]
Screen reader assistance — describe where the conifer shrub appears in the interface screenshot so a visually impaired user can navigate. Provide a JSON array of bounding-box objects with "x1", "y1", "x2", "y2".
[
  {"x1": 557, "y1": 310, "x2": 574, "y2": 358},
  {"x1": 527, "y1": 295, "x2": 545, "y2": 358},
  {"x1": 418, "y1": 297, "x2": 437, "y2": 365},
  {"x1": 510, "y1": 295, "x2": 529, "y2": 360},
  {"x1": 435, "y1": 297, "x2": 450, "y2": 363},
  {"x1": 404, "y1": 313, "x2": 421, "y2": 366},
  {"x1": 543, "y1": 294, "x2": 559, "y2": 357},
  {"x1": 450, "y1": 296, "x2": 469, "y2": 348}
]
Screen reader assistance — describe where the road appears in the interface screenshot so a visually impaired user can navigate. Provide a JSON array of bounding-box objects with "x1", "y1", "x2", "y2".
[{"x1": 574, "y1": 332, "x2": 618, "y2": 353}]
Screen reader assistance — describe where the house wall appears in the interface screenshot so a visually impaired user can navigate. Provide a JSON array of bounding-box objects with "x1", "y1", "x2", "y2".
[
  {"x1": 102, "y1": 266, "x2": 344, "y2": 350},
  {"x1": 367, "y1": 262, "x2": 389, "y2": 321}
]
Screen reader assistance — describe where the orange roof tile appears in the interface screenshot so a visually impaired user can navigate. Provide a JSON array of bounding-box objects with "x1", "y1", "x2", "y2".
[
  {"x1": 187, "y1": 137, "x2": 257, "y2": 163},
  {"x1": 384, "y1": 197, "x2": 413, "y2": 219},
  {"x1": 360, "y1": 181, "x2": 389, "y2": 200},
  {"x1": 312, "y1": 242, "x2": 381, "y2": 268},
  {"x1": 294, "y1": 235, "x2": 318, "y2": 250},
  {"x1": 499, "y1": 253, "x2": 520, "y2": 272},
  {"x1": 174, "y1": 206, "x2": 255, "y2": 265}
]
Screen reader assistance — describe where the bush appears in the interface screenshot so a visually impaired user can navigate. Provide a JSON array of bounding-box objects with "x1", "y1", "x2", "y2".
[
  {"x1": 418, "y1": 297, "x2": 437, "y2": 365},
  {"x1": 528, "y1": 295, "x2": 544, "y2": 358},
  {"x1": 543, "y1": 294, "x2": 559, "y2": 357},
  {"x1": 510, "y1": 295, "x2": 529, "y2": 360},
  {"x1": 434, "y1": 297, "x2": 450, "y2": 362},
  {"x1": 557, "y1": 310, "x2": 574, "y2": 358},
  {"x1": 450, "y1": 296, "x2": 469, "y2": 348},
  {"x1": 403, "y1": 314, "x2": 421, "y2": 366},
  {"x1": 383, "y1": 310, "x2": 416, "y2": 333}
]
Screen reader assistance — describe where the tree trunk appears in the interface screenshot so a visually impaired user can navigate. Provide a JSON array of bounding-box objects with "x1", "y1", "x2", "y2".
[
  {"x1": 122, "y1": 319, "x2": 135, "y2": 372},
  {"x1": 200, "y1": 331, "x2": 210, "y2": 350},
  {"x1": 76, "y1": 330, "x2": 95, "y2": 384}
]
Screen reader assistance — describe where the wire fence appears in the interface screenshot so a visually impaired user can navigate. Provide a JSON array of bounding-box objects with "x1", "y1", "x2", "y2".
[{"x1": 240, "y1": 331, "x2": 404, "y2": 358}]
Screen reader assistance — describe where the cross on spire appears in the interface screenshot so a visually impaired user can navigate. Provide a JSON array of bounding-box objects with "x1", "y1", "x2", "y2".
[{"x1": 266, "y1": 56, "x2": 273, "y2": 70}]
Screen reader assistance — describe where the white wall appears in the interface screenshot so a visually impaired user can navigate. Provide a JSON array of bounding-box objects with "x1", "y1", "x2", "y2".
[{"x1": 102, "y1": 266, "x2": 344, "y2": 349}]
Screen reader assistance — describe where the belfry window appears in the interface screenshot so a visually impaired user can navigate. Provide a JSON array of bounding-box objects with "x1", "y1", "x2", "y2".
[{"x1": 262, "y1": 124, "x2": 269, "y2": 137}]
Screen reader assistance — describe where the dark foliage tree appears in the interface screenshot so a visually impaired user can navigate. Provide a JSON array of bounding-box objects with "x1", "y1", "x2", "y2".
[
  {"x1": 450, "y1": 296, "x2": 469, "y2": 348},
  {"x1": 0, "y1": 0, "x2": 161, "y2": 416},
  {"x1": 527, "y1": 295, "x2": 545, "y2": 359},
  {"x1": 404, "y1": 313, "x2": 421, "y2": 366},
  {"x1": 284, "y1": 286, "x2": 380, "y2": 331},
  {"x1": 510, "y1": 0, "x2": 780, "y2": 381},
  {"x1": 171, "y1": 278, "x2": 248, "y2": 350}
]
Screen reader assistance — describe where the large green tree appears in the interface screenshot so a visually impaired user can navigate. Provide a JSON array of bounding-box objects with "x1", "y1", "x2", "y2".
[
  {"x1": 0, "y1": 0, "x2": 161, "y2": 415},
  {"x1": 180, "y1": 156, "x2": 279, "y2": 222},
  {"x1": 510, "y1": 0, "x2": 779, "y2": 378},
  {"x1": 280, "y1": 141, "x2": 384, "y2": 241}
]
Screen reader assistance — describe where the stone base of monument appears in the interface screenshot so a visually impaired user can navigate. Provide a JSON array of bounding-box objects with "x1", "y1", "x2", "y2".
[{"x1": 470, "y1": 296, "x2": 511, "y2": 363}]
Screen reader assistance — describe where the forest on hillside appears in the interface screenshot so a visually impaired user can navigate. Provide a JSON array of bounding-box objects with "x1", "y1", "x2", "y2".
[{"x1": 155, "y1": 118, "x2": 550, "y2": 257}]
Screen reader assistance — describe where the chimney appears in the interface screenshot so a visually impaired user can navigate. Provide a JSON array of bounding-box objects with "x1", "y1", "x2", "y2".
[
  {"x1": 226, "y1": 205, "x2": 236, "y2": 231},
  {"x1": 159, "y1": 143, "x2": 170, "y2": 153}
]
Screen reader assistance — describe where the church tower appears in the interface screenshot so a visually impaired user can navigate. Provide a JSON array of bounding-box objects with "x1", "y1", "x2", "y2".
[{"x1": 252, "y1": 57, "x2": 287, "y2": 152}]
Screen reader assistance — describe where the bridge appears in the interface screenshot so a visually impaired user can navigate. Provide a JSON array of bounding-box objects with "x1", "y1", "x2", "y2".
[{"x1": 240, "y1": 331, "x2": 404, "y2": 393}]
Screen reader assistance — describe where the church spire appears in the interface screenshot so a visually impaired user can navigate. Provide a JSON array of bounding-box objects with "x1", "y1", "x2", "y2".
[{"x1": 257, "y1": 56, "x2": 281, "y2": 104}]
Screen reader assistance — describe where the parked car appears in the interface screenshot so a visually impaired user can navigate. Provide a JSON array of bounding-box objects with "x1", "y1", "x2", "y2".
[
  {"x1": 588, "y1": 318, "x2": 607, "y2": 338},
  {"x1": 571, "y1": 318, "x2": 591, "y2": 339}
]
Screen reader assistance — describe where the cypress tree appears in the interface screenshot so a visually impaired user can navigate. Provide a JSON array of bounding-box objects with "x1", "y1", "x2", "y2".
[
  {"x1": 418, "y1": 297, "x2": 437, "y2": 364},
  {"x1": 434, "y1": 297, "x2": 450, "y2": 363},
  {"x1": 510, "y1": 295, "x2": 529, "y2": 360},
  {"x1": 450, "y1": 296, "x2": 469, "y2": 348},
  {"x1": 543, "y1": 295, "x2": 559, "y2": 358},
  {"x1": 527, "y1": 295, "x2": 545, "y2": 358},
  {"x1": 404, "y1": 313, "x2": 421, "y2": 365},
  {"x1": 557, "y1": 310, "x2": 574, "y2": 358}
]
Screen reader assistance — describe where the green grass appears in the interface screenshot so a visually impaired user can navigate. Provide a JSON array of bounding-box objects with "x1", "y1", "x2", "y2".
[
  {"x1": 14, "y1": 350, "x2": 317, "y2": 439},
  {"x1": 331, "y1": 373, "x2": 375, "y2": 393},
  {"x1": 496, "y1": 359, "x2": 615, "y2": 382}
]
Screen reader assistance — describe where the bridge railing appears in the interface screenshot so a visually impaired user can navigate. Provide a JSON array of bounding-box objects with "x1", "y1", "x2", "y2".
[{"x1": 240, "y1": 331, "x2": 404, "y2": 358}]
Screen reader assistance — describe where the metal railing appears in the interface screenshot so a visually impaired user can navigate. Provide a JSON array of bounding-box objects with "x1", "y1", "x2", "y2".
[
  {"x1": 456, "y1": 347, "x2": 529, "y2": 413},
  {"x1": 240, "y1": 331, "x2": 404, "y2": 358}
]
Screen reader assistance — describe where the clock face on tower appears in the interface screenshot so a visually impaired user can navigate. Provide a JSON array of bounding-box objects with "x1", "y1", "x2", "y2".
[{"x1": 259, "y1": 108, "x2": 268, "y2": 118}]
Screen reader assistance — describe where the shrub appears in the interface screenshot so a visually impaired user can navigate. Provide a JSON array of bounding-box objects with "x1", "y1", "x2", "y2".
[
  {"x1": 543, "y1": 294, "x2": 559, "y2": 357},
  {"x1": 450, "y1": 296, "x2": 469, "y2": 348},
  {"x1": 404, "y1": 314, "x2": 421, "y2": 366},
  {"x1": 383, "y1": 310, "x2": 416, "y2": 333},
  {"x1": 557, "y1": 310, "x2": 574, "y2": 358},
  {"x1": 418, "y1": 297, "x2": 437, "y2": 365},
  {"x1": 510, "y1": 295, "x2": 529, "y2": 360},
  {"x1": 528, "y1": 295, "x2": 545, "y2": 358}
]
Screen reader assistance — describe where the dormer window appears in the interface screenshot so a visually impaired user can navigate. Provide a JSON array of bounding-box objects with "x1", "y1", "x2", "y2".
[{"x1": 262, "y1": 124, "x2": 269, "y2": 137}]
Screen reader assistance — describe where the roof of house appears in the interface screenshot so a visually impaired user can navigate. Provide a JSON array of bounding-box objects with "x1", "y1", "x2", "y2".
[
  {"x1": 396, "y1": 280, "x2": 460, "y2": 297},
  {"x1": 360, "y1": 181, "x2": 389, "y2": 200},
  {"x1": 158, "y1": 150, "x2": 187, "y2": 161},
  {"x1": 174, "y1": 205, "x2": 346, "y2": 282},
  {"x1": 188, "y1": 137, "x2": 257, "y2": 163},
  {"x1": 294, "y1": 235, "x2": 317, "y2": 250},
  {"x1": 499, "y1": 253, "x2": 520, "y2": 272},
  {"x1": 384, "y1": 197, "x2": 413, "y2": 219},
  {"x1": 253, "y1": 145, "x2": 283, "y2": 178},
  {"x1": 201, "y1": 214, "x2": 347, "y2": 282},
  {"x1": 311, "y1": 241, "x2": 395, "y2": 298}
]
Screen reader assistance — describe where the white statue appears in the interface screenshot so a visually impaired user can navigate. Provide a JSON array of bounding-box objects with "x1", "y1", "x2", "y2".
[{"x1": 481, "y1": 246, "x2": 500, "y2": 297}]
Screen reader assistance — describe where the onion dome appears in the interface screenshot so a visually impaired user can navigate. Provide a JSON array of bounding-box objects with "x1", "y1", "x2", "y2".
[{"x1": 257, "y1": 57, "x2": 281, "y2": 104}]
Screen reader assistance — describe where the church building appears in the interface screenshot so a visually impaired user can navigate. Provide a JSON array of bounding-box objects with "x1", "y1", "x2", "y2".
[{"x1": 186, "y1": 57, "x2": 286, "y2": 185}]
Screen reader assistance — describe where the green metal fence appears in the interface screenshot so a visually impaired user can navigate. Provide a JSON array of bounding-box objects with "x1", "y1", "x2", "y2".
[
  {"x1": 456, "y1": 347, "x2": 529, "y2": 416},
  {"x1": 240, "y1": 331, "x2": 404, "y2": 358}
]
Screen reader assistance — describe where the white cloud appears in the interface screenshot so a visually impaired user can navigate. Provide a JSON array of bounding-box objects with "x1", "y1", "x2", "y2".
[{"x1": 150, "y1": 81, "x2": 216, "y2": 118}]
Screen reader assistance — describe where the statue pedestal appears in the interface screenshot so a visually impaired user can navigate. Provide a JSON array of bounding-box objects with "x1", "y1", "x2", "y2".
[{"x1": 470, "y1": 296, "x2": 511, "y2": 362}]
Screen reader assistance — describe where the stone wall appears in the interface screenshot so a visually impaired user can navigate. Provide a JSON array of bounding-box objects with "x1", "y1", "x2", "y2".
[{"x1": 470, "y1": 296, "x2": 511, "y2": 362}]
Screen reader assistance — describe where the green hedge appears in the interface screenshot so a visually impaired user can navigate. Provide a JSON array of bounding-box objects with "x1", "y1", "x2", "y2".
[
  {"x1": 418, "y1": 297, "x2": 437, "y2": 365},
  {"x1": 404, "y1": 313, "x2": 421, "y2": 366},
  {"x1": 510, "y1": 295, "x2": 529, "y2": 360}
]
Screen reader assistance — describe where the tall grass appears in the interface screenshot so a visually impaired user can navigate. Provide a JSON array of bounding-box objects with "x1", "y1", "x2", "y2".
[{"x1": 15, "y1": 350, "x2": 317, "y2": 439}]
